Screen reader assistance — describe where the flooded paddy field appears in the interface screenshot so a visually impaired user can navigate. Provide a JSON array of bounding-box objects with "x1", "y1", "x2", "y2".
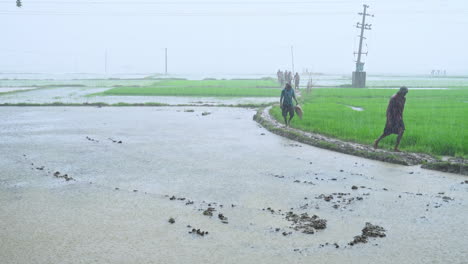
[
  {"x1": 1, "y1": 107, "x2": 467, "y2": 264},
  {"x1": 0, "y1": 86, "x2": 277, "y2": 105}
]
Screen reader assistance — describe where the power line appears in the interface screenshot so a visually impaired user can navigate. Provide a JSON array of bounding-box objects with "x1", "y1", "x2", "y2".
[{"x1": 0, "y1": 10, "x2": 356, "y2": 16}]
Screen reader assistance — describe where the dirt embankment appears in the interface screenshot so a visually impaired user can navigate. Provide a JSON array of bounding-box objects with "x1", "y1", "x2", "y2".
[{"x1": 253, "y1": 106, "x2": 467, "y2": 175}]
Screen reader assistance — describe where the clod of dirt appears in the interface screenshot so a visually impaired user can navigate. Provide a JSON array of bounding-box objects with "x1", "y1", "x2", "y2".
[
  {"x1": 184, "y1": 109, "x2": 195, "y2": 112},
  {"x1": 260, "y1": 133, "x2": 265, "y2": 135},
  {"x1": 108, "y1": 138, "x2": 123, "y2": 144},
  {"x1": 86, "y1": 136, "x2": 99, "y2": 142},
  {"x1": 36, "y1": 166, "x2": 44, "y2": 170},
  {"x1": 189, "y1": 228, "x2": 209, "y2": 236},
  {"x1": 133, "y1": 190, "x2": 138, "y2": 192},
  {"x1": 203, "y1": 207, "x2": 216, "y2": 216},
  {"x1": 115, "y1": 187, "x2": 119, "y2": 190},
  {"x1": 218, "y1": 213, "x2": 229, "y2": 224},
  {"x1": 316, "y1": 194, "x2": 334, "y2": 202},
  {"x1": 442, "y1": 196, "x2": 453, "y2": 201},
  {"x1": 201, "y1": 112, "x2": 211, "y2": 116},
  {"x1": 285, "y1": 212, "x2": 327, "y2": 235},
  {"x1": 168, "y1": 218, "x2": 175, "y2": 224},
  {"x1": 351, "y1": 185, "x2": 358, "y2": 190},
  {"x1": 349, "y1": 222, "x2": 386, "y2": 246},
  {"x1": 362, "y1": 222, "x2": 386, "y2": 238},
  {"x1": 349, "y1": 235, "x2": 368, "y2": 246},
  {"x1": 169, "y1": 196, "x2": 176, "y2": 200},
  {"x1": 264, "y1": 207, "x2": 279, "y2": 214},
  {"x1": 53, "y1": 171, "x2": 74, "y2": 181}
]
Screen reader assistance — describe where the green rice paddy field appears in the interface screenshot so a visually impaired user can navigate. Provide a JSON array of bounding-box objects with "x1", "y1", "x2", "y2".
[
  {"x1": 271, "y1": 88, "x2": 468, "y2": 158},
  {"x1": 94, "y1": 79, "x2": 281, "y2": 97}
]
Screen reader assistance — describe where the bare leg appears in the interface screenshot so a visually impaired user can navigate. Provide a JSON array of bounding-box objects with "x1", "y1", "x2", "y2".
[
  {"x1": 394, "y1": 129, "x2": 404, "y2": 152},
  {"x1": 374, "y1": 133, "x2": 388, "y2": 149},
  {"x1": 288, "y1": 116, "x2": 293, "y2": 126}
]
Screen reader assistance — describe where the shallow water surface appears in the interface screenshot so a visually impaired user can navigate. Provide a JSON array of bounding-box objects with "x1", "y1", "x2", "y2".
[
  {"x1": 0, "y1": 87, "x2": 277, "y2": 105},
  {"x1": 0, "y1": 107, "x2": 467, "y2": 264}
]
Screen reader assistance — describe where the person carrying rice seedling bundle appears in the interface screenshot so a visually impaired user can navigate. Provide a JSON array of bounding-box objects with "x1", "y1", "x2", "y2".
[{"x1": 280, "y1": 83, "x2": 299, "y2": 127}]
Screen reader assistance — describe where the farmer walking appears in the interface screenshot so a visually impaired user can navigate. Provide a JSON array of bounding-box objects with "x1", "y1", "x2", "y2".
[
  {"x1": 280, "y1": 83, "x2": 298, "y2": 127},
  {"x1": 374, "y1": 86, "x2": 409, "y2": 152},
  {"x1": 277, "y1": 69, "x2": 283, "y2": 85},
  {"x1": 294, "y1": 72, "x2": 300, "y2": 90}
]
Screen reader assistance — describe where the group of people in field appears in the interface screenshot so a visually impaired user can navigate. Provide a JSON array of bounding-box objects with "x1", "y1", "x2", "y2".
[
  {"x1": 279, "y1": 78, "x2": 409, "y2": 152},
  {"x1": 277, "y1": 69, "x2": 300, "y2": 90}
]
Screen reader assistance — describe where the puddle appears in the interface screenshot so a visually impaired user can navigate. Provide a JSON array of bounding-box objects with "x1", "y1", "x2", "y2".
[{"x1": 348, "y1": 105, "x2": 364, "y2": 111}]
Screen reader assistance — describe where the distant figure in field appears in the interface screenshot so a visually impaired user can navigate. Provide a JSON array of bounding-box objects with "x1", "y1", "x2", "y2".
[
  {"x1": 306, "y1": 77, "x2": 313, "y2": 94},
  {"x1": 288, "y1": 71, "x2": 293, "y2": 85},
  {"x1": 283, "y1": 71, "x2": 289, "y2": 84},
  {"x1": 374, "y1": 86, "x2": 409, "y2": 152},
  {"x1": 294, "y1": 72, "x2": 300, "y2": 90},
  {"x1": 277, "y1": 69, "x2": 282, "y2": 85},
  {"x1": 280, "y1": 83, "x2": 298, "y2": 127}
]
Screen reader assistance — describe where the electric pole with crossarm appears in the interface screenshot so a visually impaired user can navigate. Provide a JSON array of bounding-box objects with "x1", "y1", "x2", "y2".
[{"x1": 352, "y1": 4, "x2": 373, "y2": 88}]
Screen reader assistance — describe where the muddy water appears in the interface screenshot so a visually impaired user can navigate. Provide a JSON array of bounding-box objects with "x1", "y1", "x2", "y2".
[
  {"x1": 0, "y1": 87, "x2": 277, "y2": 105},
  {"x1": 0, "y1": 107, "x2": 467, "y2": 264}
]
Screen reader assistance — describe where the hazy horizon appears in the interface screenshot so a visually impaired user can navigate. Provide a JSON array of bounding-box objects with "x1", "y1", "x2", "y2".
[{"x1": 2, "y1": 0, "x2": 468, "y2": 76}]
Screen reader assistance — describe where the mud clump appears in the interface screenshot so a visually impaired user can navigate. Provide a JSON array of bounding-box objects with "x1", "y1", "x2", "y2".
[
  {"x1": 189, "y1": 228, "x2": 209, "y2": 236},
  {"x1": 168, "y1": 217, "x2": 175, "y2": 224},
  {"x1": 218, "y1": 213, "x2": 229, "y2": 224},
  {"x1": 316, "y1": 194, "x2": 333, "y2": 202},
  {"x1": 202, "y1": 207, "x2": 216, "y2": 216},
  {"x1": 349, "y1": 222, "x2": 386, "y2": 246},
  {"x1": 285, "y1": 212, "x2": 327, "y2": 234},
  {"x1": 86, "y1": 136, "x2": 99, "y2": 142},
  {"x1": 201, "y1": 112, "x2": 211, "y2": 116},
  {"x1": 362, "y1": 222, "x2": 386, "y2": 238},
  {"x1": 184, "y1": 109, "x2": 195, "y2": 112},
  {"x1": 53, "y1": 171, "x2": 74, "y2": 181},
  {"x1": 108, "y1": 138, "x2": 122, "y2": 144}
]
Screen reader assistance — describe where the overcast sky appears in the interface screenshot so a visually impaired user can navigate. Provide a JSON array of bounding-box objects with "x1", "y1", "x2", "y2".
[{"x1": 1, "y1": 0, "x2": 467, "y2": 75}]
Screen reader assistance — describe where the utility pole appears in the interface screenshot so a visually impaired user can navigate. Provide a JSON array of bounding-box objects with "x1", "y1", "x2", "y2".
[
  {"x1": 165, "y1": 48, "x2": 168, "y2": 75},
  {"x1": 291, "y1": 46, "x2": 295, "y2": 74},
  {"x1": 352, "y1": 4, "x2": 373, "y2": 88}
]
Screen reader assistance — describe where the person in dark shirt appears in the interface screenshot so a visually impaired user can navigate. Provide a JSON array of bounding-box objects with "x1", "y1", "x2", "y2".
[
  {"x1": 374, "y1": 86, "x2": 408, "y2": 152},
  {"x1": 280, "y1": 83, "x2": 298, "y2": 127}
]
